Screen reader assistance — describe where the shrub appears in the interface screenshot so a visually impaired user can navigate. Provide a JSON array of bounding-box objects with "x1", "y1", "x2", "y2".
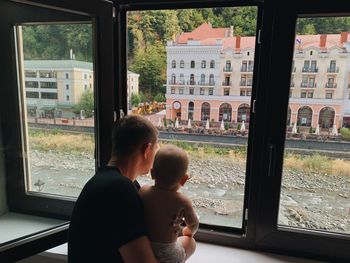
[
  {"x1": 340, "y1": 128, "x2": 350, "y2": 141},
  {"x1": 225, "y1": 122, "x2": 229, "y2": 131},
  {"x1": 131, "y1": 93, "x2": 141, "y2": 107},
  {"x1": 154, "y1": 92, "x2": 165, "y2": 102}
]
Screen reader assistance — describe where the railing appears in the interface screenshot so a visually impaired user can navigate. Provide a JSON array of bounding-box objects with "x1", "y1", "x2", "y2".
[
  {"x1": 325, "y1": 83, "x2": 337, "y2": 88},
  {"x1": 327, "y1": 67, "x2": 339, "y2": 73},
  {"x1": 240, "y1": 81, "x2": 253, "y2": 86},
  {"x1": 222, "y1": 81, "x2": 232, "y2": 86},
  {"x1": 168, "y1": 80, "x2": 185, "y2": 85},
  {"x1": 187, "y1": 80, "x2": 196, "y2": 85},
  {"x1": 301, "y1": 82, "x2": 316, "y2": 88},
  {"x1": 240, "y1": 66, "x2": 254, "y2": 72},
  {"x1": 223, "y1": 66, "x2": 232, "y2": 72},
  {"x1": 302, "y1": 67, "x2": 318, "y2": 73}
]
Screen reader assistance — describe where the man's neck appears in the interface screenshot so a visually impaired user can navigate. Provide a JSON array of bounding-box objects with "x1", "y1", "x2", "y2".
[{"x1": 108, "y1": 157, "x2": 138, "y2": 181}]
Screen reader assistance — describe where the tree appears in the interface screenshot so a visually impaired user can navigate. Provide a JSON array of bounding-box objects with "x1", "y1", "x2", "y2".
[
  {"x1": 74, "y1": 90, "x2": 94, "y2": 118},
  {"x1": 131, "y1": 93, "x2": 141, "y2": 107},
  {"x1": 154, "y1": 92, "x2": 166, "y2": 102}
]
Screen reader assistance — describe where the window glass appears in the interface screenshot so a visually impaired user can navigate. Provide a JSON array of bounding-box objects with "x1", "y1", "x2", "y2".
[
  {"x1": 18, "y1": 23, "x2": 95, "y2": 197},
  {"x1": 279, "y1": 16, "x2": 350, "y2": 235},
  {"x1": 127, "y1": 7, "x2": 258, "y2": 228}
]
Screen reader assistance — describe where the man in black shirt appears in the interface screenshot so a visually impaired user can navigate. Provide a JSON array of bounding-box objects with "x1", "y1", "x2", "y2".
[{"x1": 68, "y1": 115, "x2": 159, "y2": 263}]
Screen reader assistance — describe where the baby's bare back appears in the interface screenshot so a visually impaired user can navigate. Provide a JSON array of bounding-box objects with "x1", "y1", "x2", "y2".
[{"x1": 140, "y1": 186, "x2": 195, "y2": 243}]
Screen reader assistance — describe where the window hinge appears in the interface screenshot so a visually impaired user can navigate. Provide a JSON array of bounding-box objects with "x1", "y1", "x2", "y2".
[
  {"x1": 257, "y1": 29, "x2": 261, "y2": 44},
  {"x1": 114, "y1": 111, "x2": 117, "y2": 122},
  {"x1": 252, "y1": 100, "x2": 256, "y2": 113},
  {"x1": 112, "y1": 6, "x2": 116, "y2": 18},
  {"x1": 244, "y1": 208, "x2": 248, "y2": 221}
]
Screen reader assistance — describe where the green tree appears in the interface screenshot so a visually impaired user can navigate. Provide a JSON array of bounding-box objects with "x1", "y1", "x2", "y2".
[
  {"x1": 74, "y1": 90, "x2": 94, "y2": 118},
  {"x1": 131, "y1": 93, "x2": 141, "y2": 107},
  {"x1": 154, "y1": 92, "x2": 166, "y2": 102}
]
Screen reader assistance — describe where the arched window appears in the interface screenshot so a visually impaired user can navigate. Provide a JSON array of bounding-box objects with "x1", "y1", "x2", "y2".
[
  {"x1": 190, "y1": 74, "x2": 195, "y2": 85},
  {"x1": 201, "y1": 102, "x2": 210, "y2": 121},
  {"x1": 219, "y1": 103, "x2": 232, "y2": 122},
  {"x1": 210, "y1": 60, "x2": 215, "y2": 68},
  {"x1": 201, "y1": 60, "x2": 206, "y2": 68},
  {"x1": 179, "y1": 73, "x2": 184, "y2": 84},
  {"x1": 171, "y1": 74, "x2": 176, "y2": 84},
  {"x1": 237, "y1": 104, "x2": 250, "y2": 123},
  {"x1": 190, "y1": 60, "x2": 195, "y2": 68},
  {"x1": 209, "y1": 74, "x2": 214, "y2": 85},
  {"x1": 172, "y1": 60, "x2": 176, "y2": 68},
  {"x1": 180, "y1": 60, "x2": 184, "y2": 68},
  {"x1": 297, "y1": 106, "x2": 313, "y2": 126},
  {"x1": 188, "y1": 101, "x2": 194, "y2": 120},
  {"x1": 200, "y1": 74, "x2": 205, "y2": 85},
  {"x1": 318, "y1": 107, "x2": 335, "y2": 128},
  {"x1": 287, "y1": 107, "x2": 291, "y2": 126}
]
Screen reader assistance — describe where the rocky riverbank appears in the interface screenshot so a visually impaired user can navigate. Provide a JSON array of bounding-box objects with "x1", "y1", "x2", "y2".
[{"x1": 29, "y1": 150, "x2": 350, "y2": 233}]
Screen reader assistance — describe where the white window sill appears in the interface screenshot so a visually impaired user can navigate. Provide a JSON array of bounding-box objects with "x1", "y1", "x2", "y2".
[{"x1": 18, "y1": 242, "x2": 326, "y2": 263}]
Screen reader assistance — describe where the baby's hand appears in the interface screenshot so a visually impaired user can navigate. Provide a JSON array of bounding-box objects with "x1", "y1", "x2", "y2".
[{"x1": 182, "y1": 226, "x2": 193, "y2": 237}]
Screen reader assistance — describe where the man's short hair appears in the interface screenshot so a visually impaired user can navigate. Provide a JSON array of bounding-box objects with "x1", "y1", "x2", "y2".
[
  {"x1": 152, "y1": 145, "x2": 189, "y2": 186},
  {"x1": 112, "y1": 115, "x2": 158, "y2": 158}
]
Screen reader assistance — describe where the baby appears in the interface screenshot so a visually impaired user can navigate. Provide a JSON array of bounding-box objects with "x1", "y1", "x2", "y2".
[{"x1": 140, "y1": 145, "x2": 199, "y2": 263}]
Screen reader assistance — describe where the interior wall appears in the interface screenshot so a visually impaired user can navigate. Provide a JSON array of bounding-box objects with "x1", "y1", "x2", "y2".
[{"x1": 0, "y1": 115, "x2": 8, "y2": 216}]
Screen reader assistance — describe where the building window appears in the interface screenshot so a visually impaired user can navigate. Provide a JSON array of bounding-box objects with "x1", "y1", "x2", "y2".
[
  {"x1": 301, "y1": 92, "x2": 306, "y2": 98},
  {"x1": 84, "y1": 84, "x2": 88, "y2": 90},
  {"x1": 200, "y1": 88, "x2": 204, "y2": 95},
  {"x1": 224, "y1": 88, "x2": 230, "y2": 96},
  {"x1": 241, "y1": 61, "x2": 247, "y2": 72},
  {"x1": 328, "y1": 60, "x2": 337, "y2": 73},
  {"x1": 171, "y1": 88, "x2": 175, "y2": 94},
  {"x1": 40, "y1": 82, "x2": 57, "y2": 89},
  {"x1": 84, "y1": 73, "x2": 87, "y2": 79},
  {"x1": 201, "y1": 102, "x2": 210, "y2": 121},
  {"x1": 171, "y1": 74, "x2": 176, "y2": 84},
  {"x1": 190, "y1": 74, "x2": 195, "y2": 85},
  {"x1": 179, "y1": 88, "x2": 184, "y2": 94},
  {"x1": 200, "y1": 74, "x2": 205, "y2": 85},
  {"x1": 201, "y1": 60, "x2": 206, "y2": 68},
  {"x1": 25, "y1": 81, "x2": 39, "y2": 88},
  {"x1": 209, "y1": 88, "x2": 213, "y2": 95},
  {"x1": 237, "y1": 104, "x2": 250, "y2": 123},
  {"x1": 66, "y1": 95, "x2": 70, "y2": 101},
  {"x1": 297, "y1": 106, "x2": 313, "y2": 126},
  {"x1": 325, "y1": 92, "x2": 333, "y2": 99},
  {"x1": 179, "y1": 74, "x2": 184, "y2": 84},
  {"x1": 188, "y1": 101, "x2": 194, "y2": 120},
  {"x1": 180, "y1": 60, "x2": 184, "y2": 68},
  {"x1": 41, "y1": 92, "x2": 58, "y2": 100},
  {"x1": 210, "y1": 60, "x2": 215, "y2": 68},
  {"x1": 209, "y1": 74, "x2": 214, "y2": 85},
  {"x1": 189, "y1": 88, "x2": 194, "y2": 95},
  {"x1": 307, "y1": 91, "x2": 314, "y2": 98},
  {"x1": 39, "y1": 71, "x2": 56, "y2": 78},
  {"x1": 25, "y1": 71, "x2": 37, "y2": 78},
  {"x1": 65, "y1": 73, "x2": 69, "y2": 79},
  {"x1": 219, "y1": 103, "x2": 232, "y2": 122},
  {"x1": 172, "y1": 60, "x2": 176, "y2": 68},
  {"x1": 90, "y1": 83, "x2": 92, "y2": 88},
  {"x1": 190, "y1": 60, "x2": 195, "y2": 68},
  {"x1": 66, "y1": 84, "x2": 69, "y2": 90},
  {"x1": 26, "y1": 91, "x2": 39, "y2": 98}
]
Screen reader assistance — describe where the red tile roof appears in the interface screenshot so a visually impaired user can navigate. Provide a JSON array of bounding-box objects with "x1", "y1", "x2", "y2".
[{"x1": 174, "y1": 23, "x2": 349, "y2": 51}]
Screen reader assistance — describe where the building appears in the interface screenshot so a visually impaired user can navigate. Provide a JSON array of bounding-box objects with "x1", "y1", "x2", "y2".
[
  {"x1": 127, "y1": 70, "x2": 140, "y2": 110},
  {"x1": 165, "y1": 23, "x2": 350, "y2": 128},
  {"x1": 24, "y1": 60, "x2": 94, "y2": 119}
]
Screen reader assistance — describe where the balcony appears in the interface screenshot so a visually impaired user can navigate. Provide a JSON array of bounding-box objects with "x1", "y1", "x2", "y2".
[
  {"x1": 241, "y1": 66, "x2": 254, "y2": 72},
  {"x1": 327, "y1": 67, "x2": 339, "y2": 73},
  {"x1": 168, "y1": 80, "x2": 185, "y2": 85},
  {"x1": 302, "y1": 67, "x2": 318, "y2": 73},
  {"x1": 223, "y1": 66, "x2": 232, "y2": 72},
  {"x1": 187, "y1": 80, "x2": 196, "y2": 86},
  {"x1": 240, "y1": 81, "x2": 253, "y2": 87},
  {"x1": 198, "y1": 81, "x2": 215, "y2": 86},
  {"x1": 222, "y1": 81, "x2": 232, "y2": 86},
  {"x1": 325, "y1": 83, "x2": 337, "y2": 89},
  {"x1": 301, "y1": 82, "x2": 316, "y2": 88}
]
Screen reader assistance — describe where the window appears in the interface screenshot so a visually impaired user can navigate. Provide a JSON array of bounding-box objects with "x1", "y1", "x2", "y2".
[
  {"x1": 301, "y1": 91, "x2": 306, "y2": 98},
  {"x1": 171, "y1": 73, "x2": 176, "y2": 84},
  {"x1": 41, "y1": 92, "x2": 58, "y2": 99},
  {"x1": 39, "y1": 71, "x2": 56, "y2": 78},
  {"x1": 189, "y1": 87, "x2": 194, "y2": 95},
  {"x1": 201, "y1": 60, "x2": 206, "y2": 68},
  {"x1": 189, "y1": 74, "x2": 195, "y2": 85},
  {"x1": 40, "y1": 82, "x2": 57, "y2": 89},
  {"x1": 209, "y1": 88, "x2": 213, "y2": 95},
  {"x1": 66, "y1": 84, "x2": 69, "y2": 90},
  {"x1": 241, "y1": 61, "x2": 247, "y2": 72},
  {"x1": 25, "y1": 70, "x2": 37, "y2": 78},
  {"x1": 172, "y1": 60, "x2": 176, "y2": 68},
  {"x1": 171, "y1": 87, "x2": 175, "y2": 94},
  {"x1": 200, "y1": 102, "x2": 210, "y2": 121},
  {"x1": 179, "y1": 88, "x2": 184, "y2": 94},
  {"x1": 200, "y1": 74, "x2": 205, "y2": 85},
  {"x1": 84, "y1": 73, "x2": 87, "y2": 79},
  {"x1": 26, "y1": 91, "x2": 39, "y2": 98},
  {"x1": 224, "y1": 88, "x2": 230, "y2": 96},
  {"x1": 65, "y1": 73, "x2": 69, "y2": 79},
  {"x1": 219, "y1": 103, "x2": 232, "y2": 122},
  {"x1": 328, "y1": 60, "x2": 337, "y2": 72},
  {"x1": 66, "y1": 95, "x2": 70, "y2": 101},
  {"x1": 209, "y1": 74, "x2": 214, "y2": 85},
  {"x1": 179, "y1": 73, "x2": 184, "y2": 84},
  {"x1": 25, "y1": 81, "x2": 39, "y2": 88},
  {"x1": 190, "y1": 60, "x2": 195, "y2": 68},
  {"x1": 200, "y1": 87, "x2": 204, "y2": 95},
  {"x1": 325, "y1": 92, "x2": 333, "y2": 99},
  {"x1": 188, "y1": 101, "x2": 194, "y2": 120},
  {"x1": 210, "y1": 60, "x2": 215, "y2": 68},
  {"x1": 84, "y1": 84, "x2": 88, "y2": 90},
  {"x1": 180, "y1": 60, "x2": 184, "y2": 68}
]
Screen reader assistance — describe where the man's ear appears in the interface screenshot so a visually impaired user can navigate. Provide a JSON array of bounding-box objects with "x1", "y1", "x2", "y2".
[
  {"x1": 143, "y1": 143, "x2": 152, "y2": 159},
  {"x1": 150, "y1": 168, "x2": 155, "y2": 179},
  {"x1": 179, "y1": 174, "x2": 189, "y2": 186}
]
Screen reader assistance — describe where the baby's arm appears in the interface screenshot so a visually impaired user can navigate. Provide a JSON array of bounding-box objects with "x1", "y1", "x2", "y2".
[{"x1": 181, "y1": 195, "x2": 199, "y2": 237}]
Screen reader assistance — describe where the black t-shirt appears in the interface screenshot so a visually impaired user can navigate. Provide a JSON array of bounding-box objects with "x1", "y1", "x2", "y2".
[{"x1": 68, "y1": 167, "x2": 146, "y2": 263}]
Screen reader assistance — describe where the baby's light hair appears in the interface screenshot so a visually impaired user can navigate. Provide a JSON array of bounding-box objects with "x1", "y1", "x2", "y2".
[{"x1": 152, "y1": 145, "x2": 188, "y2": 187}]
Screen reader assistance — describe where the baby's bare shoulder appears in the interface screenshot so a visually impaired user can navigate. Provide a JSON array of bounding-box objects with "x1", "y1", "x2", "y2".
[{"x1": 175, "y1": 192, "x2": 192, "y2": 207}]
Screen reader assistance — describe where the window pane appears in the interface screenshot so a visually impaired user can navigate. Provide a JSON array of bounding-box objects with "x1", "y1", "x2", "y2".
[
  {"x1": 127, "y1": 7, "x2": 258, "y2": 228},
  {"x1": 279, "y1": 16, "x2": 350, "y2": 235},
  {"x1": 18, "y1": 23, "x2": 95, "y2": 197}
]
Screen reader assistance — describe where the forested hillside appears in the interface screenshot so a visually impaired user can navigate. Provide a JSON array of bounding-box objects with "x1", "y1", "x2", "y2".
[{"x1": 22, "y1": 8, "x2": 350, "y2": 98}]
